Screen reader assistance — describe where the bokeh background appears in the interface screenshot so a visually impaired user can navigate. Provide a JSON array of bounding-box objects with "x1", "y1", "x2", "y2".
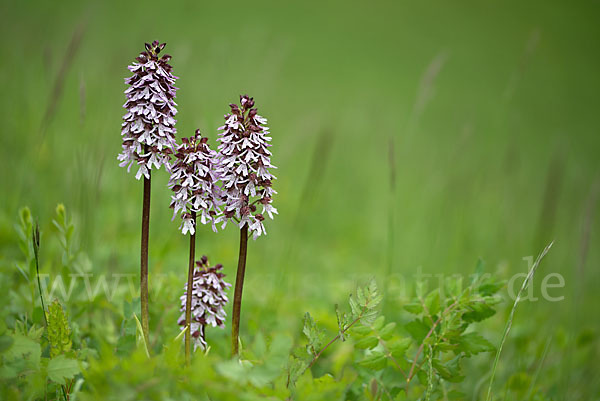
[{"x1": 1, "y1": 0, "x2": 599, "y2": 398}]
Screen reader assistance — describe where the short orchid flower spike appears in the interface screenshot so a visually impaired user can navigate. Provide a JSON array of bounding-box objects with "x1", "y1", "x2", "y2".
[
  {"x1": 178, "y1": 256, "x2": 231, "y2": 351},
  {"x1": 118, "y1": 40, "x2": 178, "y2": 180},
  {"x1": 168, "y1": 130, "x2": 222, "y2": 235},
  {"x1": 217, "y1": 95, "x2": 277, "y2": 240}
]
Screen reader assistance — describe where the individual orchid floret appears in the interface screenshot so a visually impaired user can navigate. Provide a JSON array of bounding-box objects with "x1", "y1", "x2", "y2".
[
  {"x1": 168, "y1": 130, "x2": 222, "y2": 235},
  {"x1": 217, "y1": 95, "x2": 277, "y2": 240},
  {"x1": 118, "y1": 40, "x2": 178, "y2": 180},
  {"x1": 178, "y1": 256, "x2": 231, "y2": 351}
]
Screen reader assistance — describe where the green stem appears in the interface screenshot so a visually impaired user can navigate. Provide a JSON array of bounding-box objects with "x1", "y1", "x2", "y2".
[
  {"x1": 185, "y1": 212, "x2": 197, "y2": 365},
  {"x1": 306, "y1": 314, "x2": 362, "y2": 370},
  {"x1": 32, "y1": 224, "x2": 47, "y2": 327},
  {"x1": 407, "y1": 301, "x2": 459, "y2": 383},
  {"x1": 140, "y1": 167, "x2": 151, "y2": 347},
  {"x1": 231, "y1": 225, "x2": 248, "y2": 356},
  {"x1": 485, "y1": 242, "x2": 553, "y2": 401}
]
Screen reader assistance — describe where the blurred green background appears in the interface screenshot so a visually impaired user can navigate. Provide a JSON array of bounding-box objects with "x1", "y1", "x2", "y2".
[{"x1": 1, "y1": 0, "x2": 599, "y2": 398}]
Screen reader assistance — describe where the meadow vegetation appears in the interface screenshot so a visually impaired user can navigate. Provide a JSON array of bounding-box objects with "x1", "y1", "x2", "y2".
[{"x1": 1, "y1": 0, "x2": 599, "y2": 399}]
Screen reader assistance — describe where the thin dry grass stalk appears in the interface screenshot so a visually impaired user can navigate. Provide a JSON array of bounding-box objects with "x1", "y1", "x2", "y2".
[{"x1": 41, "y1": 22, "x2": 86, "y2": 136}]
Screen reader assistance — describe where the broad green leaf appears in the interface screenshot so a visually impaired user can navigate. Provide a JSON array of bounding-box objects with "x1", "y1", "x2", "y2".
[
  {"x1": 388, "y1": 338, "x2": 412, "y2": 359},
  {"x1": 47, "y1": 355, "x2": 80, "y2": 385},
  {"x1": 457, "y1": 332, "x2": 494, "y2": 356},
  {"x1": 478, "y1": 280, "x2": 504, "y2": 296},
  {"x1": 445, "y1": 276, "x2": 463, "y2": 298},
  {"x1": 403, "y1": 303, "x2": 423, "y2": 315},
  {"x1": 287, "y1": 356, "x2": 308, "y2": 387},
  {"x1": 5, "y1": 334, "x2": 41, "y2": 369},
  {"x1": 432, "y1": 356, "x2": 464, "y2": 383},
  {"x1": 354, "y1": 336, "x2": 378, "y2": 350},
  {"x1": 462, "y1": 302, "x2": 496, "y2": 323},
  {"x1": 424, "y1": 289, "x2": 440, "y2": 316},
  {"x1": 359, "y1": 352, "x2": 387, "y2": 370},
  {"x1": 405, "y1": 320, "x2": 430, "y2": 343},
  {"x1": 379, "y1": 322, "x2": 397, "y2": 340},
  {"x1": 372, "y1": 316, "x2": 385, "y2": 331},
  {"x1": 352, "y1": 324, "x2": 373, "y2": 336}
]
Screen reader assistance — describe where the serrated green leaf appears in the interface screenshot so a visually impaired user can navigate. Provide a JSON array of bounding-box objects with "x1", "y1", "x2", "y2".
[
  {"x1": 388, "y1": 338, "x2": 412, "y2": 359},
  {"x1": 379, "y1": 322, "x2": 397, "y2": 340},
  {"x1": 432, "y1": 356, "x2": 464, "y2": 383},
  {"x1": 303, "y1": 312, "x2": 322, "y2": 355},
  {"x1": 357, "y1": 286, "x2": 366, "y2": 306},
  {"x1": 349, "y1": 296, "x2": 361, "y2": 316},
  {"x1": 403, "y1": 303, "x2": 423, "y2": 314},
  {"x1": 354, "y1": 336, "x2": 378, "y2": 350},
  {"x1": 372, "y1": 315, "x2": 385, "y2": 330},
  {"x1": 405, "y1": 319, "x2": 430, "y2": 343},
  {"x1": 445, "y1": 276, "x2": 463, "y2": 298},
  {"x1": 287, "y1": 356, "x2": 309, "y2": 387},
  {"x1": 457, "y1": 332, "x2": 494, "y2": 356},
  {"x1": 478, "y1": 281, "x2": 504, "y2": 297},
  {"x1": 462, "y1": 302, "x2": 496, "y2": 323},
  {"x1": 359, "y1": 352, "x2": 387, "y2": 370},
  {"x1": 424, "y1": 289, "x2": 440, "y2": 316},
  {"x1": 360, "y1": 309, "x2": 379, "y2": 326},
  {"x1": 47, "y1": 355, "x2": 80, "y2": 385},
  {"x1": 5, "y1": 334, "x2": 41, "y2": 369},
  {"x1": 352, "y1": 324, "x2": 373, "y2": 336}
]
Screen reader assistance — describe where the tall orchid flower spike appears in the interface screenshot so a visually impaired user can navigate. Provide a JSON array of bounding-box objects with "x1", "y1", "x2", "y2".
[
  {"x1": 169, "y1": 130, "x2": 222, "y2": 364},
  {"x1": 217, "y1": 95, "x2": 277, "y2": 355},
  {"x1": 117, "y1": 40, "x2": 178, "y2": 344},
  {"x1": 217, "y1": 94, "x2": 277, "y2": 240},
  {"x1": 118, "y1": 40, "x2": 178, "y2": 179}
]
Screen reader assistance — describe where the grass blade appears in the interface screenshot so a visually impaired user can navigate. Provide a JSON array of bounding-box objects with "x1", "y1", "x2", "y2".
[{"x1": 485, "y1": 241, "x2": 553, "y2": 401}]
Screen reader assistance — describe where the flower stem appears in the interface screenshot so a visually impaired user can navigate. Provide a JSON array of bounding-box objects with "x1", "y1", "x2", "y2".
[
  {"x1": 140, "y1": 168, "x2": 151, "y2": 347},
  {"x1": 185, "y1": 212, "x2": 197, "y2": 365},
  {"x1": 231, "y1": 225, "x2": 248, "y2": 356}
]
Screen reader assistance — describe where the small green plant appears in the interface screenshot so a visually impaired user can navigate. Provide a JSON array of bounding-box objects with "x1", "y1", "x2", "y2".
[
  {"x1": 287, "y1": 269, "x2": 503, "y2": 399},
  {"x1": 47, "y1": 300, "x2": 73, "y2": 358}
]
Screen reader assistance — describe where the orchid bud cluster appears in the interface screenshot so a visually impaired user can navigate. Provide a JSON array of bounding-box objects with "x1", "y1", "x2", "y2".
[
  {"x1": 217, "y1": 95, "x2": 278, "y2": 239},
  {"x1": 168, "y1": 130, "x2": 222, "y2": 235},
  {"x1": 118, "y1": 41, "x2": 178, "y2": 180},
  {"x1": 178, "y1": 256, "x2": 231, "y2": 351}
]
